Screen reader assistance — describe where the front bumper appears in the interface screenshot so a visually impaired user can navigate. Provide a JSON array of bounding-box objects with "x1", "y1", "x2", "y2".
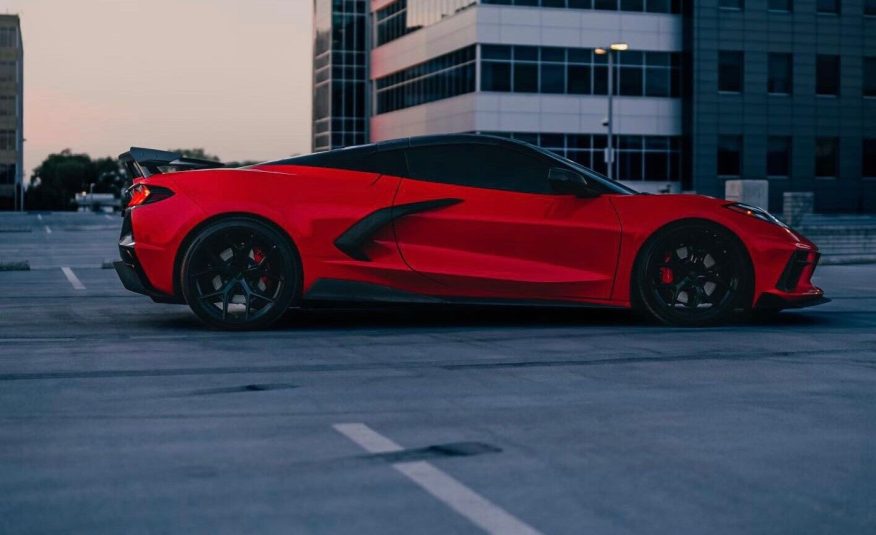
[{"x1": 755, "y1": 247, "x2": 827, "y2": 310}]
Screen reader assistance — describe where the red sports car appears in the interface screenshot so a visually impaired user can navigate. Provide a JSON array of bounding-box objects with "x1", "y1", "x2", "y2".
[{"x1": 114, "y1": 134, "x2": 826, "y2": 330}]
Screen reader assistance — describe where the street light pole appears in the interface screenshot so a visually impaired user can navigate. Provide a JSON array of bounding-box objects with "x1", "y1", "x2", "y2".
[
  {"x1": 607, "y1": 49, "x2": 614, "y2": 181},
  {"x1": 595, "y1": 42, "x2": 628, "y2": 181}
]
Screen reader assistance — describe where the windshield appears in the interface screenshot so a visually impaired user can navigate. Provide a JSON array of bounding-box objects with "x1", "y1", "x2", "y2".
[{"x1": 515, "y1": 140, "x2": 640, "y2": 195}]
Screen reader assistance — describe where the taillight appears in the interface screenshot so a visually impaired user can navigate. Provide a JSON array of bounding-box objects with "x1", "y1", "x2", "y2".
[{"x1": 126, "y1": 184, "x2": 174, "y2": 208}]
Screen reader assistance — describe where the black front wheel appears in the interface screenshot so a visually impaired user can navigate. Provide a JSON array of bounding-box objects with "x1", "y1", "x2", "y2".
[
  {"x1": 635, "y1": 222, "x2": 752, "y2": 326},
  {"x1": 179, "y1": 217, "x2": 300, "y2": 330}
]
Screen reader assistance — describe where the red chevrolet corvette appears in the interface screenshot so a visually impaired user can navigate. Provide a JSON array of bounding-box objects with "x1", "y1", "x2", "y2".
[{"x1": 114, "y1": 134, "x2": 826, "y2": 330}]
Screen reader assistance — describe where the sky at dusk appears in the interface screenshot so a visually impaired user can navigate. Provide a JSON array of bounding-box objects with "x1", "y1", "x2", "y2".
[{"x1": 0, "y1": 0, "x2": 313, "y2": 180}]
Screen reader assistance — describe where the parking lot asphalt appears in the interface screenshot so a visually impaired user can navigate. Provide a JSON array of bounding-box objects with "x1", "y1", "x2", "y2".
[{"x1": 1, "y1": 211, "x2": 875, "y2": 534}]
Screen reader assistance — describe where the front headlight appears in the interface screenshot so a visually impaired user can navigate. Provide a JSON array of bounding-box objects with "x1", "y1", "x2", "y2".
[{"x1": 724, "y1": 202, "x2": 788, "y2": 228}]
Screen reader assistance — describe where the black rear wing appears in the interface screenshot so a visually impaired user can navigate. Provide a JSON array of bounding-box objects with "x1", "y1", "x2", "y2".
[{"x1": 119, "y1": 147, "x2": 224, "y2": 179}]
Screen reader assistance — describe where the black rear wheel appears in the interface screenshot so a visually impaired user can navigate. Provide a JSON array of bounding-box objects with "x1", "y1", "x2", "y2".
[
  {"x1": 635, "y1": 222, "x2": 751, "y2": 326},
  {"x1": 180, "y1": 217, "x2": 299, "y2": 330}
]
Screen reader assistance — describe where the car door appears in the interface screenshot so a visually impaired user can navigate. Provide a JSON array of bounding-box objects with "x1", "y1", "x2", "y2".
[{"x1": 392, "y1": 141, "x2": 623, "y2": 302}]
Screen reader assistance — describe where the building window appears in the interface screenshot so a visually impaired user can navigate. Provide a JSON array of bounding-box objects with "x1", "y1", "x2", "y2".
[
  {"x1": 375, "y1": 0, "x2": 476, "y2": 47},
  {"x1": 0, "y1": 96, "x2": 14, "y2": 117},
  {"x1": 864, "y1": 57, "x2": 876, "y2": 97},
  {"x1": 768, "y1": 0, "x2": 792, "y2": 11},
  {"x1": 718, "y1": 51, "x2": 744, "y2": 93},
  {"x1": 479, "y1": 132, "x2": 682, "y2": 182},
  {"x1": 767, "y1": 137, "x2": 791, "y2": 177},
  {"x1": 767, "y1": 53, "x2": 793, "y2": 94},
  {"x1": 815, "y1": 138, "x2": 839, "y2": 178},
  {"x1": 375, "y1": 46, "x2": 476, "y2": 114},
  {"x1": 718, "y1": 0, "x2": 743, "y2": 9},
  {"x1": 0, "y1": 27, "x2": 16, "y2": 48},
  {"x1": 0, "y1": 130, "x2": 15, "y2": 151},
  {"x1": 0, "y1": 164, "x2": 15, "y2": 185},
  {"x1": 718, "y1": 135, "x2": 742, "y2": 177},
  {"x1": 864, "y1": 140, "x2": 876, "y2": 178},
  {"x1": 866, "y1": 0, "x2": 876, "y2": 15},
  {"x1": 480, "y1": 45, "x2": 681, "y2": 98},
  {"x1": 815, "y1": 55, "x2": 840, "y2": 96},
  {"x1": 479, "y1": 0, "x2": 681, "y2": 14},
  {"x1": 816, "y1": 0, "x2": 840, "y2": 13}
]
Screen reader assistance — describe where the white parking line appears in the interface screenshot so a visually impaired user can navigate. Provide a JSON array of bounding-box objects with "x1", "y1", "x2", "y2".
[
  {"x1": 104, "y1": 214, "x2": 112, "y2": 220},
  {"x1": 44, "y1": 225, "x2": 52, "y2": 234},
  {"x1": 61, "y1": 267, "x2": 86, "y2": 290},
  {"x1": 37, "y1": 214, "x2": 43, "y2": 221},
  {"x1": 333, "y1": 423, "x2": 542, "y2": 535}
]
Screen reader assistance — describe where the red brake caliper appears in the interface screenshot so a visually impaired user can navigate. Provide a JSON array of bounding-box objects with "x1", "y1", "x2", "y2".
[
  {"x1": 659, "y1": 251, "x2": 674, "y2": 284},
  {"x1": 252, "y1": 247, "x2": 268, "y2": 287}
]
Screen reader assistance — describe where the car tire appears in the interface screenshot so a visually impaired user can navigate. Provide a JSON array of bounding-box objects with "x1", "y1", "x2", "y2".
[
  {"x1": 634, "y1": 221, "x2": 752, "y2": 326},
  {"x1": 179, "y1": 217, "x2": 300, "y2": 330}
]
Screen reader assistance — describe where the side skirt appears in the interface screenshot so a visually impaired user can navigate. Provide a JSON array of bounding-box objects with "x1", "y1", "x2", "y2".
[{"x1": 303, "y1": 278, "x2": 625, "y2": 310}]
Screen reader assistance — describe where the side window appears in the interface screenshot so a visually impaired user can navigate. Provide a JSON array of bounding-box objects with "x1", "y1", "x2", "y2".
[{"x1": 405, "y1": 144, "x2": 553, "y2": 194}]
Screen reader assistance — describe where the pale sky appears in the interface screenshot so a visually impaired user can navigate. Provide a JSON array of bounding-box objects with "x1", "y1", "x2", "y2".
[{"x1": 0, "y1": 0, "x2": 313, "y2": 179}]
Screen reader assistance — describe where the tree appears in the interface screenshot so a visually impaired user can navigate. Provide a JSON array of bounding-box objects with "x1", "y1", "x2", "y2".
[
  {"x1": 26, "y1": 150, "x2": 126, "y2": 211},
  {"x1": 169, "y1": 148, "x2": 221, "y2": 162}
]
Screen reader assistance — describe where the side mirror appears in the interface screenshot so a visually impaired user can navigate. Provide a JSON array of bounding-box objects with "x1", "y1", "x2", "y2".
[{"x1": 548, "y1": 167, "x2": 600, "y2": 198}]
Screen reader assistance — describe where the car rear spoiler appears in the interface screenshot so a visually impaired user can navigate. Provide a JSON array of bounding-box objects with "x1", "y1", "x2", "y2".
[{"x1": 119, "y1": 147, "x2": 224, "y2": 179}]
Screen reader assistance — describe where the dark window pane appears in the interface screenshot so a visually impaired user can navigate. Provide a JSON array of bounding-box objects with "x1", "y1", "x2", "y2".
[
  {"x1": 594, "y1": 65, "x2": 608, "y2": 94},
  {"x1": 718, "y1": 51, "x2": 744, "y2": 92},
  {"x1": 816, "y1": 55, "x2": 840, "y2": 96},
  {"x1": 815, "y1": 137, "x2": 838, "y2": 177},
  {"x1": 541, "y1": 47, "x2": 565, "y2": 62},
  {"x1": 568, "y1": 0, "x2": 593, "y2": 8},
  {"x1": 864, "y1": 139, "x2": 876, "y2": 177},
  {"x1": 767, "y1": 136, "x2": 791, "y2": 177},
  {"x1": 540, "y1": 64, "x2": 565, "y2": 93},
  {"x1": 619, "y1": 151, "x2": 642, "y2": 180},
  {"x1": 482, "y1": 45, "x2": 511, "y2": 60},
  {"x1": 514, "y1": 46, "x2": 538, "y2": 61},
  {"x1": 620, "y1": 0, "x2": 644, "y2": 11},
  {"x1": 768, "y1": 53, "x2": 793, "y2": 94},
  {"x1": 405, "y1": 143, "x2": 554, "y2": 194},
  {"x1": 619, "y1": 66, "x2": 643, "y2": 95},
  {"x1": 482, "y1": 62, "x2": 511, "y2": 92},
  {"x1": 645, "y1": 68, "x2": 671, "y2": 96},
  {"x1": 867, "y1": 0, "x2": 876, "y2": 15},
  {"x1": 719, "y1": 0, "x2": 743, "y2": 8},
  {"x1": 816, "y1": 0, "x2": 839, "y2": 13},
  {"x1": 513, "y1": 63, "x2": 538, "y2": 92},
  {"x1": 768, "y1": 0, "x2": 792, "y2": 10},
  {"x1": 567, "y1": 65, "x2": 592, "y2": 94},
  {"x1": 718, "y1": 135, "x2": 742, "y2": 176},
  {"x1": 646, "y1": 0, "x2": 672, "y2": 11},
  {"x1": 644, "y1": 152, "x2": 668, "y2": 180},
  {"x1": 595, "y1": 0, "x2": 617, "y2": 9},
  {"x1": 864, "y1": 57, "x2": 876, "y2": 97},
  {"x1": 542, "y1": 0, "x2": 566, "y2": 7}
]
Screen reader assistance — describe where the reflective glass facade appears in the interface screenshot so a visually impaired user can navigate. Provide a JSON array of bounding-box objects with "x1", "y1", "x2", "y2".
[
  {"x1": 481, "y1": 45, "x2": 681, "y2": 97},
  {"x1": 312, "y1": 0, "x2": 368, "y2": 152},
  {"x1": 375, "y1": 46, "x2": 476, "y2": 114},
  {"x1": 375, "y1": 0, "x2": 477, "y2": 47},
  {"x1": 479, "y1": 132, "x2": 683, "y2": 182},
  {"x1": 481, "y1": 0, "x2": 680, "y2": 13}
]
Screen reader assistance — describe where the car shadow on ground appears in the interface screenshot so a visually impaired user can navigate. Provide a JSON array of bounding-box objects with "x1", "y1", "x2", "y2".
[{"x1": 144, "y1": 303, "x2": 834, "y2": 332}]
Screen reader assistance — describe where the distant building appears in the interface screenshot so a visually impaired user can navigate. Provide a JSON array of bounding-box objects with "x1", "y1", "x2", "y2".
[
  {"x1": 0, "y1": 14, "x2": 21, "y2": 211},
  {"x1": 314, "y1": 1, "x2": 876, "y2": 212}
]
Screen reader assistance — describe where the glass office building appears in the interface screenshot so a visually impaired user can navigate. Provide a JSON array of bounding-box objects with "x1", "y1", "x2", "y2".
[
  {"x1": 314, "y1": 1, "x2": 876, "y2": 210},
  {"x1": 0, "y1": 14, "x2": 22, "y2": 211}
]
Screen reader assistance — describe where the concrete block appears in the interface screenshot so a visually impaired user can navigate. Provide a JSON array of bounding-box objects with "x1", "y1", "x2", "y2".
[{"x1": 725, "y1": 180, "x2": 769, "y2": 210}]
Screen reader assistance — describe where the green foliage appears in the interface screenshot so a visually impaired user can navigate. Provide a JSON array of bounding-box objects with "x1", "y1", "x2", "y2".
[
  {"x1": 169, "y1": 148, "x2": 221, "y2": 162},
  {"x1": 26, "y1": 149, "x2": 126, "y2": 211}
]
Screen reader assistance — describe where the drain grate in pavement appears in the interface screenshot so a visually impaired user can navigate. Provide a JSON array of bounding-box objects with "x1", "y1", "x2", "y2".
[
  {"x1": 186, "y1": 383, "x2": 298, "y2": 396},
  {"x1": 0, "y1": 260, "x2": 30, "y2": 271},
  {"x1": 366, "y1": 441, "x2": 502, "y2": 463}
]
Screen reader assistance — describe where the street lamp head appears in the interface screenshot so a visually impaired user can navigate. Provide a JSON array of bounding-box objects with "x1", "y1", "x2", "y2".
[
  {"x1": 594, "y1": 47, "x2": 607, "y2": 55},
  {"x1": 610, "y1": 42, "x2": 629, "y2": 51}
]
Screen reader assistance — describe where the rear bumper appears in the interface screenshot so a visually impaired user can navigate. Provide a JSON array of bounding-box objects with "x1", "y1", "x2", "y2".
[{"x1": 114, "y1": 209, "x2": 184, "y2": 304}]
